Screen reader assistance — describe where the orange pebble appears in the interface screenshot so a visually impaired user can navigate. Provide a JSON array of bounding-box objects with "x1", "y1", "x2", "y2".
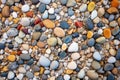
[
  {"x1": 103, "y1": 28, "x2": 111, "y2": 38},
  {"x1": 87, "y1": 31, "x2": 93, "y2": 38},
  {"x1": 111, "y1": 0, "x2": 120, "y2": 8},
  {"x1": 26, "y1": 11, "x2": 34, "y2": 17}
]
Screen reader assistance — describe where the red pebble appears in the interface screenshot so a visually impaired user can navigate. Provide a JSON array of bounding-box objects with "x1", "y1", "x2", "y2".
[
  {"x1": 75, "y1": 21, "x2": 83, "y2": 27},
  {"x1": 34, "y1": 18, "x2": 41, "y2": 24},
  {"x1": 39, "y1": 22, "x2": 44, "y2": 27},
  {"x1": 17, "y1": 24, "x2": 22, "y2": 30},
  {"x1": 17, "y1": 50, "x2": 22, "y2": 56},
  {"x1": 22, "y1": 28, "x2": 28, "y2": 34}
]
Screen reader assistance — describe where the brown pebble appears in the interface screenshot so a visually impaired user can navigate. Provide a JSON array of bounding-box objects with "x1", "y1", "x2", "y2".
[
  {"x1": 107, "y1": 7, "x2": 118, "y2": 14},
  {"x1": 37, "y1": 41, "x2": 46, "y2": 48},
  {"x1": 2, "y1": 6, "x2": 10, "y2": 17},
  {"x1": 112, "y1": 68, "x2": 118, "y2": 75}
]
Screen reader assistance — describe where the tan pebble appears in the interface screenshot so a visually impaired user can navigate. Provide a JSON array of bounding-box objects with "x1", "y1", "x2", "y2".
[
  {"x1": 8, "y1": 16, "x2": 13, "y2": 21},
  {"x1": 13, "y1": 6, "x2": 20, "y2": 12},
  {"x1": 54, "y1": 27, "x2": 65, "y2": 37},
  {"x1": 112, "y1": 68, "x2": 118, "y2": 75},
  {"x1": 2, "y1": 66, "x2": 8, "y2": 72},
  {"x1": 102, "y1": 18, "x2": 109, "y2": 24},
  {"x1": 40, "y1": 67, "x2": 44, "y2": 74},
  {"x1": 34, "y1": 72, "x2": 39, "y2": 76},
  {"x1": 62, "y1": 43, "x2": 67, "y2": 50},
  {"x1": 93, "y1": 17, "x2": 100, "y2": 23},
  {"x1": 109, "y1": 48, "x2": 116, "y2": 56},
  {"x1": 87, "y1": 70, "x2": 98, "y2": 80},
  {"x1": 37, "y1": 41, "x2": 45, "y2": 48},
  {"x1": 107, "y1": 7, "x2": 118, "y2": 14},
  {"x1": 43, "y1": 19, "x2": 55, "y2": 28},
  {"x1": 2, "y1": 6, "x2": 10, "y2": 17},
  {"x1": 117, "y1": 18, "x2": 120, "y2": 26},
  {"x1": 64, "y1": 69, "x2": 73, "y2": 74},
  {"x1": 98, "y1": 7, "x2": 105, "y2": 17},
  {"x1": 7, "y1": 55, "x2": 16, "y2": 62},
  {"x1": 49, "y1": 76, "x2": 55, "y2": 80},
  {"x1": 22, "y1": 44, "x2": 29, "y2": 50}
]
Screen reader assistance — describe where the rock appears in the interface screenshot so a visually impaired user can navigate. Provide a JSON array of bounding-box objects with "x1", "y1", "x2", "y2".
[
  {"x1": 98, "y1": 7, "x2": 105, "y2": 17},
  {"x1": 47, "y1": 37, "x2": 57, "y2": 46},
  {"x1": 71, "y1": 53, "x2": 80, "y2": 60},
  {"x1": 50, "y1": 61, "x2": 59, "y2": 70},
  {"x1": 116, "y1": 48, "x2": 120, "y2": 60},
  {"x1": 20, "y1": 17, "x2": 30, "y2": 26},
  {"x1": 86, "y1": 18, "x2": 94, "y2": 30},
  {"x1": 43, "y1": 19, "x2": 55, "y2": 28},
  {"x1": 87, "y1": 31, "x2": 93, "y2": 38},
  {"x1": 22, "y1": 44, "x2": 29, "y2": 50},
  {"x1": 110, "y1": 21, "x2": 118, "y2": 27},
  {"x1": 40, "y1": 0, "x2": 51, "y2": 4},
  {"x1": 58, "y1": 51, "x2": 67, "y2": 59},
  {"x1": 8, "y1": 62, "x2": 18, "y2": 70},
  {"x1": 60, "y1": 20, "x2": 70, "y2": 29},
  {"x1": 26, "y1": 71, "x2": 34, "y2": 79},
  {"x1": 12, "y1": 12, "x2": 17, "y2": 18},
  {"x1": 91, "y1": 61, "x2": 101, "y2": 70},
  {"x1": 42, "y1": 10, "x2": 48, "y2": 19},
  {"x1": 77, "y1": 69, "x2": 85, "y2": 79},
  {"x1": 75, "y1": 21, "x2": 83, "y2": 28},
  {"x1": 63, "y1": 35, "x2": 72, "y2": 43},
  {"x1": 87, "y1": 70, "x2": 98, "y2": 80},
  {"x1": 118, "y1": 18, "x2": 120, "y2": 26},
  {"x1": 15, "y1": 36, "x2": 23, "y2": 44},
  {"x1": 88, "y1": 2, "x2": 95, "y2": 12},
  {"x1": 67, "y1": 61, "x2": 77, "y2": 70},
  {"x1": 66, "y1": 0, "x2": 76, "y2": 7},
  {"x1": 18, "y1": 67, "x2": 26, "y2": 73},
  {"x1": 2, "y1": 6, "x2": 10, "y2": 17},
  {"x1": 49, "y1": 14, "x2": 56, "y2": 20},
  {"x1": 79, "y1": 4, "x2": 87, "y2": 12},
  {"x1": 87, "y1": 38, "x2": 95, "y2": 47},
  {"x1": 111, "y1": 0, "x2": 119, "y2": 8},
  {"x1": 20, "y1": 54, "x2": 30, "y2": 60},
  {"x1": 39, "y1": 3, "x2": 46, "y2": 13},
  {"x1": 93, "y1": 17, "x2": 100, "y2": 23},
  {"x1": 32, "y1": 32, "x2": 41, "y2": 40},
  {"x1": 48, "y1": 8, "x2": 55, "y2": 14},
  {"x1": 7, "y1": 28, "x2": 18, "y2": 37},
  {"x1": 108, "y1": 57, "x2": 116, "y2": 63},
  {"x1": 103, "y1": 28, "x2": 111, "y2": 38},
  {"x1": 6, "y1": 0, "x2": 14, "y2": 6},
  {"x1": 7, "y1": 71, "x2": 15, "y2": 79},
  {"x1": 104, "y1": 63, "x2": 114, "y2": 71},
  {"x1": 21, "y1": 4, "x2": 30, "y2": 12},
  {"x1": 56, "y1": 76, "x2": 64, "y2": 80},
  {"x1": 64, "y1": 74, "x2": 70, "y2": 80},
  {"x1": 111, "y1": 26, "x2": 119, "y2": 35},
  {"x1": 7, "y1": 55, "x2": 16, "y2": 62},
  {"x1": 40, "y1": 33, "x2": 47, "y2": 41},
  {"x1": 68, "y1": 8, "x2": 74, "y2": 16},
  {"x1": 107, "y1": 74, "x2": 115, "y2": 80},
  {"x1": 1, "y1": 0, "x2": 6, "y2": 3},
  {"x1": 54, "y1": 27, "x2": 65, "y2": 37},
  {"x1": 32, "y1": 65, "x2": 40, "y2": 72},
  {"x1": 19, "y1": 31, "x2": 25, "y2": 38},
  {"x1": 39, "y1": 56, "x2": 50, "y2": 67},
  {"x1": 17, "y1": 74, "x2": 24, "y2": 80},
  {"x1": 0, "y1": 43, "x2": 5, "y2": 49},
  {"x1": 109, "y1": 48, "x2": 116, "y2": 56},
  {"x1": 60, "y1": 0, "x2": 67, "y2": 5},
  {"x1": 31, "y1": 0, "x2": 39, "y2": 4},
  {"x1": 91, "y1": 10, "x2": 97, "y2": 19},
  {"x1": 107, "y1": 7, "x2": 118, "y2": 14},
  {"x1": 96, "y1": 37, "x2": 106, "y2": 44},
  {"x1": 68, "y1": 42, "x2": 78, "y2": 52},
  {"x1": 93, "y1": 52, "x2": 102, "y2": 61},
  {"x1": 37, "y1": 41, "x2": 45, "y2": 48}
]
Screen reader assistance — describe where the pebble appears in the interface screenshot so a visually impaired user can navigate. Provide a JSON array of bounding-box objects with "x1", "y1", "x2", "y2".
[
  {"x1": 49, "y1": 14, "x2": 56, "y2": 20},
  {"x1": 88, "y1": 2, "x2": 95, "y2": 12},
  {"x1": 71, "y1": 53, "x2": 80, "y2": 60},
  {"x1": 63, "y1": 35, "x2": 72, "y2": 43},
  {"x1": 8, "y1": 62, "x2": 18, "y2": 70},
  {"x1": 108, "y1": 57, "x2": 116, "y2": 63},
  {"x1": 60, "y1": 21, "x2": 70, "y2": 29},
  {"x1": 111, "y1": 26, "x2": 119, "y2": 35},
  {"x1": 37, "y1": 41, "x2": 45, "y2": 48},
  {"x1": 15, "y1": 36, "x2": 23, "y2": 44},
  {"x1": 47, "y1": 37, "x2": 57, "y2": 46},
  {"x1": 26, "y1": 71, "x2": 34, "y2": 79},
  {"x1": 66, "y1": 0, "x2": 76, "y2": 7},
  {"x1": 104, "y1": 63, "x2": 114, "y2": 71},
  {"x1": 103, "y1": 28, "x2": 111, "y2": 38},
  {"x1": 50, "y1": 60, "x2": 59, "y2": 70},
  {"x1": 116, "y1": 48, "x2": 120, "y2": 60},
  {"x1": 1, "y1": 0, "x2": 6, "y2": 3},
  {"x1": 7, "y1": 55, "x2": 16, "y2": 62},
  {"x1": 68, "y1": 42, "x2": 78, "y2": 52},
  {"x1": 96, "y1": 37, "x2": 106, "y2": 44},
  {"x1": 87, "y1": 31, "x2": 93, "y2": 38},
  {"x1": 60, "y1": 0, "x2": 67, "y2": 5},
  {"x1": 2, "y1": 6, "x2": 10, "y2": 17},
  {"x1": 77, "y1": 69, "x2": 85, "y2": 79},
  {"x1": 109, "y1": 21, "x2": 118, "y2": 27},
  {"x1": 68, "y1": 8, "x2": 74, "y2": 16},
  {"x1": 93, "y1": 52, "x2": 102, "y2": 61},
  {"x1": 107, "y1": 74, "x2": 115, "y2": 80},
  {"x1": 67, "y1": 61, "x2": 77, "y2": 70},
  {"x1": 91, "y1": 10, "x2": 97, "y2": 19},
  {"x1": 32, "y1": 65, "x2": 40, "y2": 72},
  {"x1": 109, "y1": 48, "x2": 116, "y2": 56},
  {"x1": 40, "y1": 0, "x2": 51, "y2": 4},
  {"x1": 18, "y1": 67, "x2": 26, "y2": 73},
  {"x1": 20, "y1": 17, "x2": 30, "y2": 26},
  {"x1": 87, "y1": 70, "x2": 98, "y2": 80},
  {"x1": 48, "y1": 8, "x2": 55, "y2": 14},
  {"x1": 7, "y1": 28, "x2": 18, "y2": 37},
  {"x1": 19, "y1": 31, "x2": 25, "y2": 38},
  {"x1": 93, "y1": 17, "x2": 100, "y2": 23},
  {"x1": 17, "y1": 74, "x2": 24, "y2": 80},
  {"x1": 12, "y1": 12, "x2": 17, "y2": 18},
  {"x1": 91, "y1": 61, "x2": 101, "y2": 70},
  {"x1": 20, "y1": 54, "x2": 30, "y2": 60},
  {"x1": 79, "y1": 4, "x2": 87, "y2": 12},
  {"x1": 32, "y1": 32, "x2": 41, "y2": 40},
  {"x1": 86, "y1": 18, "x2": 94, "y2": 30},
  {"x1": 21, "y1": 4, "x2": 30, "y2": 12},
  {"x1": 42, "y1": 10, "x2": 48, "y2": 19},
  {"x1": 7, "y1": 71, "x2": 15, "y2": 79},
  {"x1": 31, "y1": 0, "x2": 39, "y2": 4},
  {"x1": 0, "y1": 43, "x2": 5, "y2": 49},
  {"x1": 39, "y1": 3, "x2": 46, "y2": 13},
  {"x1": 39, "y1": 56, "x2": 50, "y2": 67},
  {"x1": 98, "y1": 7, "x2": 105, "y2": 17},
  {"x1": 54, "y1": 27, "x2": 65, "y2": 37},
  {"x1": 22, "y1": 44, "x2": 29, "y2": 50},
  {"x1": 43, "y1": 19, "x2": 55, "y2": 28},
  {"x1": 58, "y1": 51, "x2": 67, "y2": 59},
  {"x1": 64, "y1": 74, "x2": 70, "y2": 80}
]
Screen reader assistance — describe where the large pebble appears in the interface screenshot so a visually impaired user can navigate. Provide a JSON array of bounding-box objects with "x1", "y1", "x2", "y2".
[
  {"x1": 39, "y1": 56, "x2": 50, "y2": 67},
  {"x1": 79, "y1": 4, "x2": 87, "y2": 12},
  {"x1": 15, "y1": 36, "x2": 23, "y2": 44},
  {"x1": 2, "y1": 6, "x2": 10, "y2": 17},
  {"x1": 22, "y1": 44, "x2": 29, "y2": 50},
  {"x1": 86, "y1": 18, "x2": 94, "y2": 30},
  {"x1": 43, "y1": 19, "x2": 55, "y2": 28},
  {"x1": 47, "y1": 37, "x2": 57, "y2": 46},
  {"x1": 39, "y1": 3, "x2": 46, "y2": 13},
  {"x1": 18, "y1": 67, "x2": 26, "y2": 73},
  {"x1": 42, "y1": 10, "x2": 48, "y2": 19},
  {"x1": 54, "y1": 27, "x2": 65, "y2": 37},
  {"x1": 91, "y1": 61, "x2": 101, "y2": 70},
  {"x1": 20, "y1": 17, "x2": 30, "y2": 26},
  {"x1": 108, "y1": 57, "x2": 116, "y2": 63},
  {"x1": 32, "y1": 32, "x2": 41, "y2": 40},
  {"x1": 77, "y1": 69, "x2": 85, "y2": 79},
  {"x1": 48, "y1": 8, "x2": 55, "y2": 14},
  {"x1": 60, "y1": 0, "x2": 67, "y2": 5},
  {"x1": 0, "y1": 43, "x2": 5, "y2": 49},
  {"x1": 64, "y1": 74, "x2": 70, "y2": 80},
  {"x1": 68, "y1": 42, "x2": 78, "y2": 52},
  {"x1": 98, "y1": 7, "x2": 105, "y2": 17},
  {"x1": 66, "y1": 0, "x2": 76, "y2": 7},
  {"x1": 20, "y1": 54, "x2": 30, "y2": 60},
  {"x1": 88, "y1": 2, "x2": 95, "y2": 12},
  {"x1": 87, "y1": 70, "x2": 98, "y2": 80},
  {"x1": 21, "y1": 4, "x2": 30, "y2": 12},
  {"x1": 7, "y1": 28, "x2": 18, "y2": 37},
  {"x1": 87, "y1": 38, "x2": 95, "y2": 47},
  {"x1": 7, "y1": 71, "x2": 15, "y2": 79},
  {"x1": 17, "y1": 74, "x2": 24, "y2": 80},
  {"x1": 93, "y1": 52, "x2": 102, "y2": 61},
  {"x1": 71, "y1": 53, "x2": 80, "y2": 60},
  {"x1": 40, "y1": 0, "x2": 51, "y2": 4},
  {"x1": 26, "y1": 71, "x2": 34, "y2": 79},
  {"x1": 91, "y1": 10, "x2": 97, "y2": 19},
  {"x1": 60, "y1": 21, "x2": 70, "y2": 29},
  {"x1": 104, "y1": 63, "x2": 114, "y2": 71},
  {"x1": 67, "y1": 61, "x2": 77, "y2": 70},
  {"x1": 19, "y1": 31, "x2": 25, "y2": 38},
  {"x1": 96, "y1": 37, "x2": 106, "y2": 44},
  {"x1": 50, "y1": 61, "x2": 59, "y2": 70}
]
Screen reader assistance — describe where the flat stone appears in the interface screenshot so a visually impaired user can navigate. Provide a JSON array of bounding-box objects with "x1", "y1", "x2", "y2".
[
  {"x1": 48, "y1": 8, "x2": 55, "y2": 14},
  {"x1": 7, "y1": 71, "x2": 15, "y2": 79},
  {"x1": 79, "y1": 4, "x2": 87, "y2": 12},
  {"x1": 15, "y1": 36, "x2": 23, "y2": 44},
  {"x1": 18, "y1": 31, "x2": 25, "y2": 38},
  {"x1": 86, "y1": 18, "x2": 94, "y2": 30},
  {"x1": 18, "y1": 67, "x2": 26, "y2": 73},
  {"x1": 96, "y1": 37, "x2": 106, "y2": 44},
  {"x1": 31, "y1": 0, "x2": 39, "y2": 4},
  {"x1": 39, "y1": 56, "x2": 50, "y2": 67},
  {"x1": 104, "y1": 63, "x2": 114, "y2": 71},
  {"x1": 91, "y1": 10, "x2": 97, "y2": 19},
  {"x1": 54, "y1": 27, "x2": 65, "y2": 37},
  {"x1": 116, "y1": 48, "x2": 120, "y2": 60},
  {"x1": 22, "y1": 44, "x2": 29, "y2": 50},
  {"x1": 42, "y1": 10, "x2": 48, "y2": 19},
  {"x1": 108, "y1": 57, "x2": 116, "y2": 63},
  {"x1": 68, "y1": 42, "x2": 78, "y2": 52},
  {"x1": 77, "y1": 69, "x2": 85, "y2": 79},
  {"x1": 21, "y1": 4, "x2": 30, "y2": 12},
  {"x1": 0, "y1": 43, "x2": 5, "y2": 50},
  {"x1": 60, "y1": 0, "x2": 67, "y2": 5},
  {"x1": 17, "y1": 74, "x2": 24, "y2": 80},
  {"x1": 87, "y1": 38, "x2": 95, "y2": 47},
  {"x1": 32, "y1": 32, "x2": 41, "y2": 40},
  {"x1": 67, "y1": 61, "x2": 77, "y2": 70},
  {"x1": 91, "y1": 61, "x2": 101, "y2": 70},
  {"x1": 26, "y1": 71, "x2": 34, "y2": 79},
  {"x1": 2, "y1": 6, "x2": 10, "y2": 17},
  {"x1": 39, "y1": 3, "x2": 46, "y2": 13},
  {"x1": 67, "y1": 0, "x2": 76, "y2": 7},
  {"x1": 98, "y1": 7, "x2": 105, "y2": 17},
  {"x1": 60, "y1": 20, "x2": 70, "y2": 29},
  {"x1": 50, "y1": 60, "x2": 59, "y2": 70}
]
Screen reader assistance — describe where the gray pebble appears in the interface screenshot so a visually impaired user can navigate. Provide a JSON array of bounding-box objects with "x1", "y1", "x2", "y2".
[
  {"x1": 26, "y1": 71, "x2": 34, "y2": 79},
  {"x1": 7, "y1": 28, "x2": 18, "y2": 37},
  {"x1": 20, "y1": 54, "x2": 31, "y2": 60},
  {"x1": 104, "y1": 63, "x2": 114, "y2": 71}
]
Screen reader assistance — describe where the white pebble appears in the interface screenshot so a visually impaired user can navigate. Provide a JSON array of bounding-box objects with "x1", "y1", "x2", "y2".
[
  {"x1": 17, "y1": 74, "x2": 24, "y2": 80},
  {"x1": 79, "y1": 4, "x2": 87, "y2": 12},
  {"x1": 12, "y1": 12, "x2": 17, "y2": 18},
  {"x1": 93, "y1": 52, "x2": 102, "y2": 61},
  {"x1": 68, "y1": 42, "x2": 78, "y2": 52},
  {"x1": 15, "y1": 36, "x2": 23, "y2": 44},
  {"x1": 114, "y1": 40, "x2": 120, "y2": 45},
  {"x1": 77, "y1": 69, "x2": 85, "y2": 79},
  {"x1": 64, "y1": 74, "x2": 70, "y2": 80},
  {"x1": 108, "y1": 56, "x2": 116, "y2": 63},
  {"x1": 7, "y1": 71, "x2": 15, "y2": 79},
  {"x1": 71, "y1": 53, "x2": 80, "y2": 60},
  {"x1": 98, "y1": 29, "x2": 103, "y2": 34},
  {"x1": 91, "y1": 10, "x2": 97, "y2": 19},
  {"x1": 21, "y1": 4, "x2": 30, "y2": 12},
  {"x1": 67, "y1": 61, "x2": 77, "y2": 70},
  {"x1": 48, "y1": 8, "x2": 55, "y2": 14}
]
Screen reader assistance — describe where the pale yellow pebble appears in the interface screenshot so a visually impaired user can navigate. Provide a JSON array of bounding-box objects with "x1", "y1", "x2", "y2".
[
  {"x1": 34, "y1": 72, "x2": 39, "y2": 76},
  {"x1": 2, "y1": 66, "x2": 8, "y2": 72},
  {"x1": 88, "y1": 2, "x2": 95, "y2": 12},
  {"x1": 13, "y1": 18, "x2": 19, "y2": 24},
  {"x1": 40, "y1": 67, "x2": 44, "y2": 74},
  {"x1": 62, "y1": 43, "x2": 68, "y2": 50},
  {"x1": 7, "y1": 55, "x2": 16, "y2": 62}
]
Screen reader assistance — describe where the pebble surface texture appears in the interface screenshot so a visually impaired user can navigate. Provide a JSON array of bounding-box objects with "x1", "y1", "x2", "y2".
[{"x1": 0, "y1": 0, "x2": 120, "y2": 80}]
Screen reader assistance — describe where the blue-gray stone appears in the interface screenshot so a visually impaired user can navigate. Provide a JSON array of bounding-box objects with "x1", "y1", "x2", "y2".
[
  {"x1": 0, "y1": 43, "x2": 5, "y2": 49},
  {"x1": 60, "y1": 0, "x2": 68, "y2": 5},
  {"x1": 104, "y1": 63, "x2": 114, "y2": 71},
  {"x1": 27, "y1": 59, "x2": 34, "y2": 65},
  {"x1": 39, "y1": 3, "x2": 46, "y2": 13},
  {"x1": 56, "y1": 76, "x2": 64, "y2": 80},
  {"x1": 116, "y1": 48, "x2": 120, "y2": 60},
  {"x1": 0, "y1": 72, "x2": 8, "y2": 77},
  {"x1": 8, "y1": 44, "x2": 14, "y2": 49},
  {"x1": 49, "y1": 15, "x2": 56, "y2": 20},
  {"x1": 42, "y1": 74, "x2": 48, "y2": 80},
  {"x1": 39, "y1": 56, "x2": 50, "y2": 67},
  {"x1": 97, "y1": 22, "x2": 105, "y2": 27},
  {"x1": 86, "y1": 18, "x2": 94, "y2": 30},
  {"x1": 68, "y1": 8, "x2": 74, "y2": 16},
  {"x1": 32, "y1": 65, "x2": 40, "y2": 72},
  {"x1": 95, "y1": 43, "x2": 102, "y2": 51},
  {"x1": 87, "y1": 38, "x2": 95, "y2": 47},
  {"x1": 26, "y1": 71, "x2": 34, "y2": 79},
  {"x1": 107, "y1": 74, "x2": 115, "y2": 80},
  {"x1": 81, "y1": 45, "x2": 88, "y2": 50},
  {"x1": 72, "y1": 32, "x2": 79, "y2": 38},
  {"x1": 60, "y1": 21, "x2": 70, "y2": 29},
  {"x1": 18, "y1": 59, "x2": 24, "y2": 65},
  {"x1": 108, "y1": 15, "x2": 115, "y2": 21},
  {"x1": 31, "y1": 0, "x2": 39, "y2": 4},
  {"x1": 63, "y1": 35, "x2": 72, "y2": 43},
  {"x1": 50, "y1": 61, "x2": 59, "y2": 70},
  {"x1": 8, "y1": 62, "x2": 18, "y2": 70},
  {"x1": 58, "y1": 51, "x2": 67, "y2": 59},
  {"x1": 111, "y1": 26, "x2": 119, "y2": 35},
  {"x1": 20, "y1": 54, "x2": 31, "y2": 60}
]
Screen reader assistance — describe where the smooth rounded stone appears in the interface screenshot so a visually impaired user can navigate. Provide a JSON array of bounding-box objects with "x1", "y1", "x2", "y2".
[
  {"x1": 104, "y1": 63, "x2": 114, "y2": 71},
  {"x1": 7, "y1": 28, "x2": 18, "y2": 37},
  {"x1": 54, "y1": 27, "x2": 65, "y2": 37},
  {"x1": 34, "y1": 24, "x2": 41, "y2": 31},
  {"x1": 7, "y1": 71, "x2": 15, "y2": 79},
  {"x1": 116, "y1": 48, "x2": 120, "y2": 60},
  {"x1": 42, "y1": 74, "x2": 48, "y2": 80},
  {"x1": 32, "y1": 32, "x2": 41, "y2": 40},
  {"x1": 40, "y1": 0, "x2": 51, "y2": 4},
  {"x1": 68, "y1": 8, "x2": 74, "y2": 16},
  {"x1": 48, "y1": 8, "x2": 55, "y2": 14},
  {"x1": 63, "y1": 35, "x2": 72, "y2": 43},
  {"x1": 97, "y1": 29, "x2": 103, "y2": 35},
  {"x1": 66, "y1": 0, "x2": 76, "y2": 7},
  {"x1": 96, "y1": 37, "x2": 106, "y2": 44},
  {"x1": 15, "y1": 36, "x2": 23, "y2": 44},
  {"x1": 39, "y1": 56, "x2": 50, "y2": 67},
  {"x1": 19, "y1": 31, "x2": 25, "y2": 38},
  {"x1": 2, "y1": 6, "x2": 10, "y2": 17},
  {"x1": 64, "y1": 74, "x2": 70, "y2": 80},
  {"x1": 93, "y1": 52, "x2": 102, "y2": 61},
  {"x1": 110, "y1": 21, "x2": 118, "y2": 27},
  {"x1": 22, "y1": 44, "x2": 29, "y2": 50},
  {"x1": 86, "y1": 18, "x2": 94, "y2": 30},
  {"x1": 71, "y1": 53, "x2": 80, "y2": 60},
  {"x1": 98, "y1": 7, "x2": 105, "y2": 17},
  {"x1": 109, "y1": 48, "x2": 116, "y2": 56},
  {"x1": 95, "y1": 43, "x2": 102, "y2": 51},
  {"x1": 0, "y1": 72, "x2": 8, "y2": 77},
  {"x1": 39, "y1": 3, "x2": 46, "y2": 13},
  {"x1": 91, "y1": 10, "x2": 97, "y2": 19},
  {"x1": 60, "y1": 20, "x2": 70, "y2": 29},
  {"x1": 68, "y1": 42, "x2": 78, "y2": 52},
  {"x1": 43, "y1": 19, "x2": 55, "y2": 28},
  {"x1": 114, "y1": 40, "x2": 120, "y2": 45},
  {"x1": 0, "y1": 43, "x2": 5, "y2": 49},
  {"x1": 50, "y1": 60, "x2": 59, "y2": 70},
  {"x1": 60, "y1": 0, "x2": 67, "y2": 5},
  {"x1": 79, "y1": 4, "x2": 87, "y2": 12},
  {"x1": 1, "y1": 0, "x2": 6, "y2": 3},
  {"x1": 108, "y1": 57, "x2": 116, "y2": 63},
  {"x1": 48, "y1": 14, "x2": 56, "y2": 20},
  {"x1": 12, "y1": 12, "x2": 17, "y2": 18},
  {"x1": 77, "y1": 69, "x2": 85, "y2": 79},
  {"x1": 111, "y1": 26, "x2": 119, "y2": 35},
  {"x1": 18, "y1": 67, "x2": 26, "y2": 73},
  {"x1": 93, "y1": 17, "x2": 100, "y2": 23},
  {"x1": 107, "y1": 74, "x2": 115, "y2": 80},
  {"x1": 91, "y1": 61, "x2": 101, "y2": 70},
  {"x1": 17, "y1": 74, "x2": 24, "y2": 80},
  {"x1": 58, "y1": 51, "x2": 67, "y2": 59},
  {"x1": 8, "y1": 62, "x2": 18, "y2": 70},
  {"x1": 31, "y1": 0, "x2": 39, "y2": 4},
  {"x1": 40, "y1": 33, "x2": 47, "y2": 41},
  {"x1": 20, "y1": 54, "x2": 30, "y2": 60},
  {"x1": 87, "y1": 70, "x2": 98, "y2": 80},
  {"x1": 32, "y1": 65, "x2": 40, "y2": 72},
  {"x1": 20, "y1": 17, "x2": 30, "y2": 26},
  {"x1": 97, "y1": 21, "x2": 105, "y2": 27},
  {"x1": 27, "y1": 59, "x2": 34, "y2": 65},
  {"x1": 67, "y1": 61, "x2": 77, "y2": 70},
  {"x1": 8, "y1": 44, "x2": 14, "y2": 49},
  {"x1": 42, "y1": 10, "x2": 48, "y2": 19},
  {"x1": 26, "y1": 71, "x2": 34, "y2": 79},
  {"x1": 56, "y1": 76, "x2": 64, "y2": 80},
  {"x1": 108, "y1": 15, "x2": 115, "y2": 21},
  {"x1": 87, "y1": 38, "x2": 95, "y2": 47},
  {"x1": 21, "y1": 4, "x2": 30, "y2": 12},
  {"x1": 6, "y1": 0, "x2": 14, "y2": 5},
  {"x1": 47, "y1": 37, "x2": 57, "y2": 46}
]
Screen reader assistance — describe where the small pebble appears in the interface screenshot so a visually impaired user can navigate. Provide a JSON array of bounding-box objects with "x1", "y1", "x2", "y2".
[
  {"x1": 67, "y1": 61, "x2": 77, "y2": 70},
  {"x1": 39, "y1": 56, "x2": 51, "y2": 67},
  {"x1": 93, "y1": 52, "x2": 102, "y2": 61},
  {"x1": 21, "y1": 4, "x2": 30, "y2": 12}
]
